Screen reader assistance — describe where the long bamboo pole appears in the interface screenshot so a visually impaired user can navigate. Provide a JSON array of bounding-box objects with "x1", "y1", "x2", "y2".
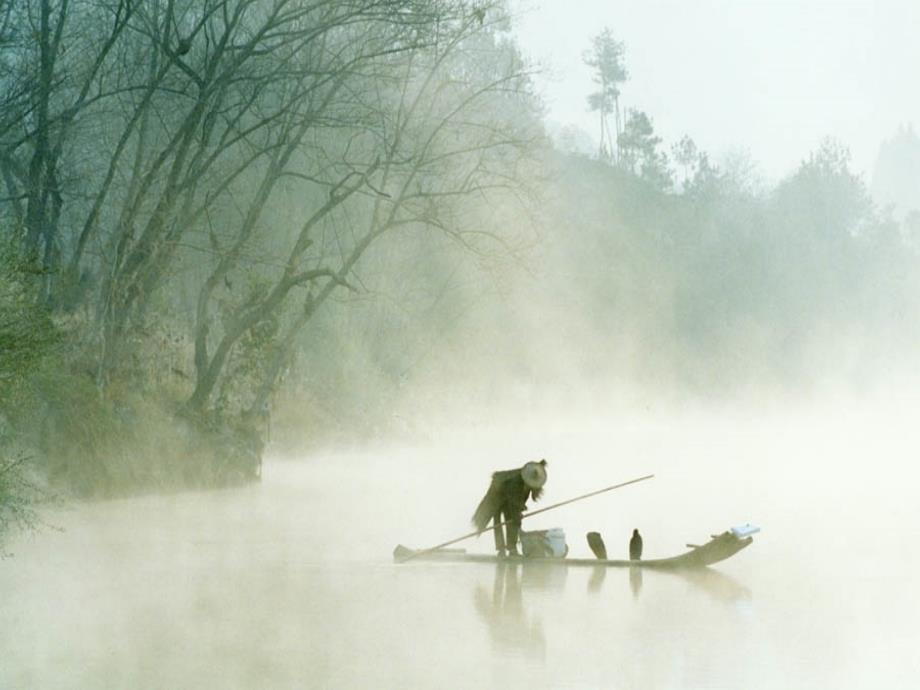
[{"x1": 396, "y1": 473, "x2": 655, "y2": 562}]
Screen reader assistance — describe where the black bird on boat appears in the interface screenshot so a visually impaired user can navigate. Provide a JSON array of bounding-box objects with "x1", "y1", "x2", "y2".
[
  {"x1": 394, "y1": 528, "x2": 756, "y2": 568},
  {"x1": 586, "y1": 531, "x2": 607, "y2": 560},
  {"x1": 629, "y1": 529, "x2": 643, "y2": 561}
]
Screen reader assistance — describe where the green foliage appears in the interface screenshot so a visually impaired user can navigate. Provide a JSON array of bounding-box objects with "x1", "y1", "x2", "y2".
[
  {"x1": 0, "y1": 0, "x2": 540, "y2": 493},
  {"x1": 584, "y1": 28, "x2": 628, "y2": 161},
  {"x1": 618, "y1": 110, "x2": 673, "y2": 191},
  {"x1": 0, "y1": 243, "x2": 61, "y2": 396},
  {"x1": 773, "y1": 139, "x2": 875, "y2": 239},
  {"x1": 537, "y1": 139, "x2": 920, "y2": 395},
  {"x1": 0, "y1": 240, "x2": 62, "y2": 550},
  {"x1": 0, "y1": 453, "x2": 46, "y2": 556},
  {"x1": 584, "y1": 28, "x2": 628, "y2": 110},
  {"x1": 0, "y1": 235, "x2": 259, "y2": 499}
]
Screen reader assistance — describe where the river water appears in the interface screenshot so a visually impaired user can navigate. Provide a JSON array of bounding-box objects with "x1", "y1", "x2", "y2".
[{"x1": 2, "y1": 405, "x2": 919, "y2": 689}]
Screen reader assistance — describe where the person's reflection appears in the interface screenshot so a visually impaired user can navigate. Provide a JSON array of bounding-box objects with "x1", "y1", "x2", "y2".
[
  {"x1": 473, "y1": 562, "x2": 546, "y2": 658},
  {"x1": 629, "y1": 565, "x2": 643, "y2": 598}
]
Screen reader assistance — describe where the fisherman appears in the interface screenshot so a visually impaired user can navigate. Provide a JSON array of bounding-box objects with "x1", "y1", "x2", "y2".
[
  {"x1": 629, "y1": 528, "x2": 643, "y2": 560},
  {"x1": 472, "y1": 459, "x2": 547, "y2": 558}
]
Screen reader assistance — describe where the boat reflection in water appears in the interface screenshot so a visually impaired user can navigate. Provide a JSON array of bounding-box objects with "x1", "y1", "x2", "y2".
[
  {"x1": 585, "y1": 560, "x2": 747, "y2": 603},
  {"x1": 588, "y1": 564, "x2": 607, "y2": 593},
  {"x1": 479, "y1": 556, "x2": 748, "y2": 608},
  {"x1": 683, "y1": 566, "x2": 752, "y2": 604},
  {"x1": 474, "y1": 557, "x2": 750, "y2": 654}
]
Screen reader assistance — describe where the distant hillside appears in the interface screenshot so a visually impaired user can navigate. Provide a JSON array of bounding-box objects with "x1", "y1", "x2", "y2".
[{"x1": 871, "y1": 125, "x2": 920, "y2": 217}]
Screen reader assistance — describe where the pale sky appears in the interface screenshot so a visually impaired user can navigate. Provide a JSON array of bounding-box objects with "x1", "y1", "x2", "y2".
[{"x1": 511, "y1": 0, "x2": 920, "y2": 183}]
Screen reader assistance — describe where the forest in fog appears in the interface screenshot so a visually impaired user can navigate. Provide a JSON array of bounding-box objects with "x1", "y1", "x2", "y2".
[{"x1": 2, "y1": 0, "x2": 920, "y2": 547}]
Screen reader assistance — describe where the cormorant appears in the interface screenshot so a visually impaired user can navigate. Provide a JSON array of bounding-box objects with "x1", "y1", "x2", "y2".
[
  {"x1": 629, "y1": 528, "x2": 643, "y2": 561},
  {"x1": 586, "y1": 531, "x2": 607, "y2": 560}
]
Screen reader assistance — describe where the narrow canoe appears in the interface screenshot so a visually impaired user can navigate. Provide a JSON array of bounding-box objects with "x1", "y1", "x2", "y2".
[{"x1": 394, "y1": 530, "x2": 753, "y2": 569}]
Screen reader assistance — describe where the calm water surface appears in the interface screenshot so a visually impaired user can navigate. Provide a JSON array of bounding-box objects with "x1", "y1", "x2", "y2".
[{"x1": 2, "y1": 408, "x2": 918, "y2": 689}]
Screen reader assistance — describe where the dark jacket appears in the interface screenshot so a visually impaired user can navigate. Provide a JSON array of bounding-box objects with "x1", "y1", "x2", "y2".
[{"x1": 472, "y1": 468, "x2": 543, "y2": 553}]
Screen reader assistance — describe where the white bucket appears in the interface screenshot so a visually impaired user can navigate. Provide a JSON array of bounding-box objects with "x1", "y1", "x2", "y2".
[
  {"x1": 520, "y1": 527, "x2": 568, "y2": 558},
  {"x1": 545, "y1": 528, "x2": 568, "y2": 557}
]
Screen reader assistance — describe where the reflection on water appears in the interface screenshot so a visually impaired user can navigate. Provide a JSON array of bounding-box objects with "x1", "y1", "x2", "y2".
[
  {"x1": 473, "y1": 563, "x2": 546, "y2": 658},
  {"x1": 682, "y1": 565, "x2": 751, "y2": 604},
  {"x1": 473, "y1": 559, "x2": 749, "y2": 661},
  {"x1": 588, "y1": 564, "x2": 607, "y2": 593},
  {"x1": 629, "y1": 565, "x2": 643, "y2": 598},
  {"x1": 3, "y1": 409, "x2": 920, "y2": 689}
]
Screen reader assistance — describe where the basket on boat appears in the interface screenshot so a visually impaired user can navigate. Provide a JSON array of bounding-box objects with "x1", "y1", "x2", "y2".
[{"x1": 520, "y1": 528, "x2": 568, "y2": 558}]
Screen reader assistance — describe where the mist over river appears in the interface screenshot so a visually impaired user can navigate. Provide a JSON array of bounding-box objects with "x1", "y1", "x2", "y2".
[
  {"x1": 4, "y1": 0, "x2": 920, "y2": 687},
  {"x1": 3, "y1": 404, "x2": 919, "y2": 690}
]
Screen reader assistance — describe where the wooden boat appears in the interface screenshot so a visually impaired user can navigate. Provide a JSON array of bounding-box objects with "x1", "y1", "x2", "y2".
[{"x1": 394, "y1": 529, "x2": 754, "y2": 569}]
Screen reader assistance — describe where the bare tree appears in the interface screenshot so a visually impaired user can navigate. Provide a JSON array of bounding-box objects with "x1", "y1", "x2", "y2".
[
  {"x1": 78, "y1": 0, "x2": 449, "y2": 382},
  {"x1": 237, "y1": 5, "x2": 543, "y2": 419},
  {"x1": 584, "y1": 28, "x2": 627, "y2": 163},
  {"x1": 0, "y1": 0, "x2": 543, "y2": 434},
  {"x1": 0, "y1": 0, "x2": 136, "y2": 302}
]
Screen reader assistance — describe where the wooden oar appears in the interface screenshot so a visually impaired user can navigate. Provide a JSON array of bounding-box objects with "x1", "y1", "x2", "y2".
[{"x1": 395, "y1": 473, "x2": 655, "y2": 563}]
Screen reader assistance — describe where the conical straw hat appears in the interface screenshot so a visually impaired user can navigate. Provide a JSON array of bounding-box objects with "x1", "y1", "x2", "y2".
[{"x1": 521, "y1": 460, "x2": 547, "y2": 489}]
